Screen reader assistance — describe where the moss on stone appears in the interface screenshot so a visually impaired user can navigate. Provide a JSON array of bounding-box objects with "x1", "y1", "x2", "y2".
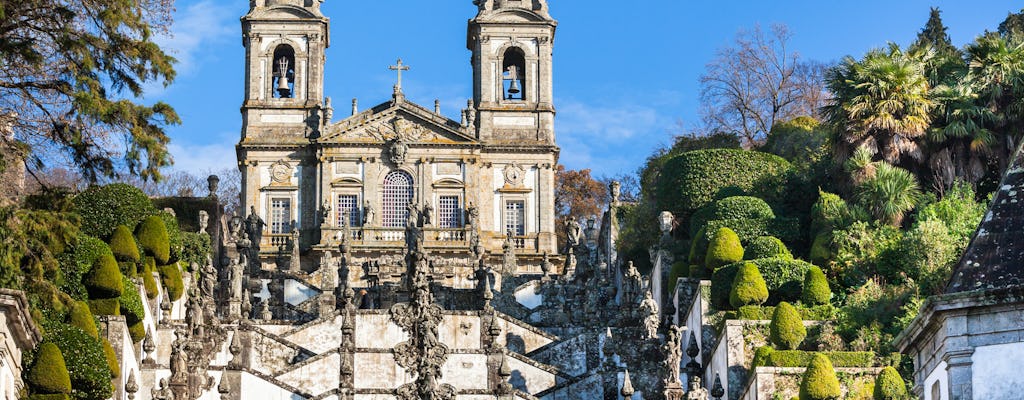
[
  {"x1": 802, "y1": 266, "x2": 832, "y2": 306},
  {"x1": 799, "y1": 353, "x2": 841, "y2": 400},
  {"x1": 730, "y1": 262, "x2": 768, "y2": 308},
  {"x1": 706, "y1": 227, "x2": 744, "y2": 271},
  {"x1": 135, "y1": 215, "x2": 170, "y2": 264},
  {"x1": 27, "y1": 342, "x2": 72, "y2": 395},
  {"x1": 770, "y1": 302, "x2": 806, "y2": 350}
]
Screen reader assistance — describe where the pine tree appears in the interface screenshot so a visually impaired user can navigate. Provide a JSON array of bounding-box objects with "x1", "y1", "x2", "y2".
[
  {"x1": 999, "y1": 9, "x2": 1024, "y2": 37},
  {"x1": 914, "y1": 7, "x2": 957, "y2": 55}
]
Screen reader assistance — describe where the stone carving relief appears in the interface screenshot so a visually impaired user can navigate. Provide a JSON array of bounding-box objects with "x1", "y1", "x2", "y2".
[
  {"x1": 503, "y1": 163, "x2": 526, "y2": 186},
  {"x1": 269, "y1": 160, "x2": 293, "y2": 185}
]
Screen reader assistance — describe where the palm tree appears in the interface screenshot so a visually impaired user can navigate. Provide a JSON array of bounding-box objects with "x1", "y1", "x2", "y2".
[
  {"x1": 926, "y1": 80, "x2": 999, "y2": 190},
  {"x1": 965, "y1": 33, "x2": 1024, "y2": 172},
  {"x1": 855, "y1": 163, "x2": 922, "y2": 226},
  {"x1": 825, "y1": 43, "x2": 935, "y2": 165}
]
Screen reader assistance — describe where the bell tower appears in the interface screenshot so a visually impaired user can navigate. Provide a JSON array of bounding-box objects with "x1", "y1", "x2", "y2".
[
  {"x1": 240, "y1": 0, "x2": 329, "y2": 140},
  {"x1": 467, "y1": 0, "x2": 556, "y2": 144}
]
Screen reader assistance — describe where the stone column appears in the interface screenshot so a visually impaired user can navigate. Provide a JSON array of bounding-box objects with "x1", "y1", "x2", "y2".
[
  {"x1": 537, "y1": 162, "x2": 555, "y2": 254},
  {"x1": 945, "y1": 349, "x2": 975, "y2": 400}
]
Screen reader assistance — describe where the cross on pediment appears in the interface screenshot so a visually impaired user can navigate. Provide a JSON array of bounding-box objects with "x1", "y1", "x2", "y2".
[{"x1": 388, "y1": 58, "x2": 410, "y2": 92}]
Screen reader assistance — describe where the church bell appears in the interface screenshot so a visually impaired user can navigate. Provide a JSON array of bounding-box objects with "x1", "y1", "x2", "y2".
[
  {"x1": 276, "y1": 56, "x2": 292, "y2": 97},
  {"x1": 506, "y1": 65, "x2": 521, "y2": 99}
]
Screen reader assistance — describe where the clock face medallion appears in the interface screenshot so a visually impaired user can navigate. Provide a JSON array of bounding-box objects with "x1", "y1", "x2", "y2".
[
  {"x1": 504, "y1": 164, "x2": 526, "y2": 186},
  {"x1": 270, "y1": 161, "x2": 292, "y2": 184}
]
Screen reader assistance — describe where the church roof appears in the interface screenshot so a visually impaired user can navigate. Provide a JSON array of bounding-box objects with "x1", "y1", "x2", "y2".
[
  {"x1": 946, "y1": 141, "x2": 1024, "y2": 293},
  {"x1": 319, "y1": 97, "x2": 478, "y2": 146}
]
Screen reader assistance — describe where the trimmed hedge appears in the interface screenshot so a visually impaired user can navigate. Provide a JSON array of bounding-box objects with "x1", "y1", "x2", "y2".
[
  {"x1": 157, "y1": 211, "x2": 182, "y2": 264},
  {"x1": 655, "y1": 149, "x2": 791, "y2": 215},
  {"x1": 27, "y1": 342, "x2": 72, "y2": 395},
  {"x1": 136, "y1": 215, "x2": 170, "y2": 265},
  {"x1": 706, "y1": 227, "x2": 744, "y2": 271},
  {"x1": 72, "y1": 183, "x2": 154, "y2": 240},
  {"x1": 745, "y1": 236, "x2": 792, "y2": 261},
  {"x1": 58, "y1": 235, "x2": 113, "y2": 301},
  {"x1": 67, "y1": 301, "x2": 98, "y2": 338},
  {"x1": 108, "y1": 226, "x2": 139, "y2": 262},
  {"x1": 87, "y1": 298, "x2": 120, "y2": 316},
  {"x1": 119, "y1": 277, "x2": 144, "y2": 326},
  {"x1": 83, "y1": 253, "x2": 122, "y2": 299},
  {"x1": 802, "y1": 266, "x2": 831, "y2": 306},
  {"x1": 770, "y1": 302, "x2": 806, "y2": 350},
  {"x1": 719, "y1": 258, "x2": 814, "y2": 305},
  {"x1": 689, "y1": 196, "x2": 776, "y2": 238},
  {"x1": 730, "y1": 262, "x2": 768, "y2": 308},
  {"x1": 690, "y1": 217, "x2": 801, "y2": 265},
  {"x1": 800, "y1": 354, "x2": 841, "y2": 400},
  {"x1": 873, "y1": 366, "x2": 908, "y2": 400},
  {"x1": 752, "y1": 347, "x2": 876, "y2": 368},
  {"x1": 29, "y1": 395, "x2": 70, "y2": 400},
  {"x1": 142, "y1": 257, "x2": 158, "y2": 299},
  {"x1": 101, "y1": 338, "x2": 119, "y2": 379},
  {"x1": 159, "y1": 262, "x2": 184, "y2": 301},
  {"x1": 726, "y1": 304, "x2": 836, "y2": 321},
  {"x1": 45, "y1": 323, "x2": 113, "y2": 400},
  {"x1": 128, "y1": 321, "x2": 145, "y2": 343}
]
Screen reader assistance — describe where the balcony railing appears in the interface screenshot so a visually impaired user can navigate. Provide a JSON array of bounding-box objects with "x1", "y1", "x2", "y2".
[{"x1": 259, "y1": 228, "x2": 539, "y2": 252}]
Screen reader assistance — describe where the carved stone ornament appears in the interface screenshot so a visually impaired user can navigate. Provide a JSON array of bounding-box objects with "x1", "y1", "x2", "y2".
[
  {"x1": 270, "y1": 160, "x2": 293, "y2": 185},
  {"x1": 503, "y1": 163, "x2": 526, "y2": 186},
  {"x1": 387, "y1": 138, "x2": 409, "y2": 166}
]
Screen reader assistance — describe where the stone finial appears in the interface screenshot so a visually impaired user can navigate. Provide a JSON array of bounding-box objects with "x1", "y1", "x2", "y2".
[
  {"x1": 228, "y1": 330, "x2": 242, "y2": 369},
  {"x1": 351, "y1": 98, "x2": 358, "y2": 116},
  {"x1": 160, "y1": 295, "x2": 171, "y2": 321},
  {"x1": 710, "y1": 373, "x2": 725, "y2": 400},
  {"x1": 207, "y1": 175, "x2": 220, "y2": 197},
  {"x1": 685, "y1": 331, "x2": 702, "y2": 375},
  {"x1": 621, "y1": 369, "x2": 635, "y2": 398},
  {"x1": 217, "y1": 375, "x2": 231, "y2": 400},
  {"x1": 143, "y1": 329, "x2": 156, "y2": 364},
  {"x1": 434, "y1": 99, "x2": 441, "y2": 115},
  {"x1": 496, "y1": 352, "x2": 513, "y2": 395},
  {"x1": 125, "y1": 370, "x2": 139, "y2": 400}
]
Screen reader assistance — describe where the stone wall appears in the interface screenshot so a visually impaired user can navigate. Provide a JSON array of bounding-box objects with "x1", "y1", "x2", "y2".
[{"x1": 739, "y1": 367, "x2": 881, "y2": 400}]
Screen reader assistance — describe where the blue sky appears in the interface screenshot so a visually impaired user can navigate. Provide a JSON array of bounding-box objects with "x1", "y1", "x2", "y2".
[{"x1": 150, "y1": 0, "x2": 1022, "y2": 178}]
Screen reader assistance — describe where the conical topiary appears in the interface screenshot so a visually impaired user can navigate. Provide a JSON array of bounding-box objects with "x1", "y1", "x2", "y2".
[
  {"x1": 729, "y1": 262, "x2": 768, "y2": 308},
  {"x1": 101, "y1": 338, "x2": 120, "y2": 379},
  {"x1": 136, "y1": 215, "x2": 170, "y2": 264},
  {"x1": 67, "y1": 301, "x2": 98, "y2": 338},
  {"x1": 873, "y1": 366, "x2": 908, "y2": 400},
  {"x1": 744, "y1": 236, "x2": 793, "y2": 260},
  {"x1": 770, "y1": 302, "x2": 806, "y2": 350},
  {"x1": 27, "y1": 342, "x2": 72, "y2": 395},
  {"x1": 83, "y1": 253, "x2": 123, "y2": 299},
  {"x1": 799, "y1": 353, "x2": 841, "y2": 400},
  {"x1": 706, "y1": 227, "x2": 744, "y2": 271},
  {"x1": 108, "y1": 225, "x2": 140, "y2": 262},
  {"x1": 160, "y1": 262, "x2": 184, "y2": 301},
  {"x1": 802, "y1": 266, "x2": 831, "y2": 306}
]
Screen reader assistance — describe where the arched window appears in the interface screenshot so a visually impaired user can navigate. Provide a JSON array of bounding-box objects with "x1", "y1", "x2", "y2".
[
  {"x1": 502, "y1": 47, "x2": 526, "y2": 101},
  {"x1": 272, "y1": 44, "x2": 295, "y2": 98},
  {"x1": 381, "y1": 171, "x2": 414, "y2": 228}
]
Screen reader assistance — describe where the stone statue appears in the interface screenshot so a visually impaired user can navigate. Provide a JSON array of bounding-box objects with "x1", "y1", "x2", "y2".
[
  {"x1": 228, "y1": 212, "x2": 243, "y2": 242},
  {"x1": 289, "y1": 227, "x2": 301, "y2": 271},
  {"x1": 405, "y1": 203, "x2": 423, "y2": 252},
  {"x1": 640, "y1": 290, "x2": 660, "y2": 339},
  {"x1": 622, "y1": 261, "x2": 642, "y2": 305},
  {"x1": 540, "y1": 252, "x2": 552, "y2": 276},
  {"x1": 321, "y1": 250, "x2": 337, "y2": 290},
  {"x1": 658, "y1": 211, "x2": 674, "y2": 240},
  {"x1": 610, "y1": 180, "x2": 622, "y2": 205},
  {"x1": 170, "y1": 330, "x2": 189, "y2": 383},
  {"x1": 663, "y1": 325, "x2": 683, "y2": 385},
  {"x1": 201, "y1": 260, "x2": 217, "y2": 299},
  {"x1": 246, "y1": 206, "x2": 266, "y2": 246},
  {"x1": 363, "y1": 200, "x2": 375, "y2": 226},
  {"x1": 685, "y1": 375, "x2": 709, "y2": 400},
  {"x1": 198, "y1": 210, "x2": 209, "y2": 234},
  {"x1": 321, "y1": 199, "x2": 332, "y2": 226},
  {"x1": 585, "y1": 217, "x2": 599, "y2": 246},
  {"x1": 465, "y1": 203, "x2": 479, "y2": 227},
  {"x1": 152, "y1": 378, "x2": 174, "y2": 400},
  {"x1": 422, "y1": 202, "x2": 434, "y2": 227},
  {"x1": 323, "y1": 96, "x2": 333, "y2": 124},
  {"x1": 565, "y1": 216, "x2": 582, "y2": 249},
  {"x1": 228, "y1": 257, "x2": 243, "y2": 299}
]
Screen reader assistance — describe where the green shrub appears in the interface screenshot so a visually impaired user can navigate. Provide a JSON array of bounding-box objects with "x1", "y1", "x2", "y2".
[
  {"x1": 688, "y1": 264, "x2": 705, "y2": 279},
  {"x1": 668, "y1": 261, "x2": 688, "y2": 294},
  {"x1": 810, "y1": 191, "x2": 861, "y2": 236},
  {"x1": 689, "y1": 196, "x2": 776, "y2": 237},
  {"x1": 730, "y1": 262, "x2": 768, "y2": 308},
  {"x1": 710, "y1": 264, "x2": 740, "y2": 310},
  {"x1": 799, "y1": 353, "x2": 841, "y2": 400},
  {"x1": 72, "y1": 183, "x2": 154, "y2": 240},
  {"x1": 770, "y1": 302, "x2": 806, "y2": 350},
  {"x1": 656, "y1": 149, "x2": 791, "y2": 215},
  {"x1": 726, "y1": 304, "x2": 836, "y2": 321},
  {"x1": 873, "y1": 366, "x2": 908, "y2": 400},
  {"x1": 83, "y1": 253, "x2": 122, "y2": 299},
  {"x1": 67, "y1": 301, "x2": 98, "y2": 338},
  {"x1": 100, "y1": 338, "x2": 119, "y2": 379},
  {"x1": 690, "y1": 217, "x2": 801, "y2": 265},
  {"x1": 915, "y1": 182, "x2": 985, "y2": 243},
  {"x1": 128, "y1": 321, "x2": 145, "y2": 343},
  {"x1": 136, "y1": 215, "x2": 170, "y2": 264},
  {"x1": 159, "y1": 263, "x2": 184, "y2": 301},
  {"x1": 179, "y1": 231, "x2": 212, "y2": 269},
  {"x1": 897, "y1": 219, "x2": 960, "y2": 296},
  {"x1": 745, "y1": 236, "x2": 793, "y2": 260},
  {"x1": 108, "y1": 226, "x2": 139, "y2": 262},
  {"x1": 119, "y1": 277, "x2": 144, "y2": 325},
  {"x1": 142, "y1": 271, "x2": 158, "y2": 299},
  {"x1": 157, "y1": 211, "x2": 182, "y2": 263},
  {"x1": 45, "y1": 323, "x2": 113, "y2": 400},
  {"x1": 87, "y1": 298, "x2": 120, "y2": 316},
  {"x1": 27, "y1": 342, "x2": 72, "y2": 395},
  {"x1": 752, "y1": 349, "x2": 876, "y2": 368},
  {"x1": 808, "y1": 232, "x2": 833, "y2": 266},
  {"x1": 706, "y1": 227, "x2": 744, "y2": 271},
  {"x1": 763, "y1": 116, "x2": 830, "y2": 162},
  {"x1": 723, "y1": 258, "x2": 814, "y2": 304},
  {"x1": 802, "y1": 266, "x2": 831, "y2": 306},
  {"x1": 58, "y1": 235, "x2": 114, "y2": 301},
  {"x1": 29, "y1": 394, "x2": 70, "y2": 400}
]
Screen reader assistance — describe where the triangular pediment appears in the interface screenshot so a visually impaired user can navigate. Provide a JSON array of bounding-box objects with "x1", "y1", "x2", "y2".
[{"x1": 320, "y1": 100, "x2": 477, "y2": 145}]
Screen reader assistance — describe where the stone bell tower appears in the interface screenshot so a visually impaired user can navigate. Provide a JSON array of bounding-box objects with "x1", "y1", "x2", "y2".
[
  {"x1": 240, "y1": 0, "x2": 329, "y2": 141},
  {"x1": 467, "y1": 0, "x2": 557, "y2": 144}
]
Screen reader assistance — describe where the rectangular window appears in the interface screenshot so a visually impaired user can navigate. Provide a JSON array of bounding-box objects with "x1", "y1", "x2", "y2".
[
  {"x1": 270, "y1": 198, "x2": 291, "y2": 234},
  {"x1": 438, "y1": 195, "x2": 461, "y2": 228},
  {"x1": 504, "y1": 200, "x2": 525, "y2": 236},
  {"x1": 336, "y1": 194, "x2": 360, "y2": 226}
]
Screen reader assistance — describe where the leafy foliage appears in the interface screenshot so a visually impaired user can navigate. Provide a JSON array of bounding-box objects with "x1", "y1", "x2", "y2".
[
  {"x1": 119, "y1": 276, "x2": 144, "y2": 326},
  {"x1": 690, "y1": 217, "x2": 801, "y2": 266},
  {"x1": 44, "y1": 323, "x2": 112, "y2": 400},
  {"x1": 656, "y1": 149, "x2": 791, "y2": 216},
  {"x1": 799, "y1": 353, "x2": 842, "y2": 400},
  {"x1": 72, "y1": 184, "x2": 155, "y2": 239},
  {"x1": 57, "y1": 235, "x2": 111, "y2": 301},
  {"x1": 855, "y1": 163, "x2": 922, "y2": 226},
  {"x1": 101, "y1": 338, "x2": 119, "y2": 379},
  {"x1": 83, "y1": 253, "x2": 122, "y2": 299},
  {"x1": 156, "y1": 211, "x2": 182, "y2": 263},
  {"x1": 770, "y1": 302, "x2": 807, "y2": 350},
  {"x1": 752, "y1": 347, "x2": 876, "y2": 368},
  {"x1": 706, "y1": 227, "x2": 744, "y2": 271},
  {"x1": 689, "y1": 196, "x2": 775, "y2": 237},
  {"x1": 179, "y1": 231, "x2": 212, "y2": 269},
  {"x1": 745, "y1": 236, "x2": 793, "y2": 260},
  {"x1": 67, "y1": 301, "x2": 98, "y2": 338},
  {"x1": 802, "y1": 266, "x2": 832, "y2": 306},
  {"x1": 730, "y1": 262, "x2": 769, "y2": 308},
  {"x1": 136, "y1": 215, "x2": 170, "y2": 264},
  {"x1": 873, "y1": 366, "x2": 909, "y2": 400},
  {"x1": 27, "y1": 342, "x2": 72, "y2": 395},
  {"x1": 0, "y1": 206, "x2": 80, "y2": 290},
  {"x1": 108, "y1": 226, "x2": 140, "y2": 263},
  {"x1": 159, "y1": 262, "x2": 184, "y2": 301},
  {"x1": 763, "y1": 116, "x2": 832, "y2": 163}
]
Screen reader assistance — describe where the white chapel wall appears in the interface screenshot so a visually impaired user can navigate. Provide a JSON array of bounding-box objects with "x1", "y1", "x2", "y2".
[{"x1": 972, "y1": 342, "x2": 1024, "y2": 399}]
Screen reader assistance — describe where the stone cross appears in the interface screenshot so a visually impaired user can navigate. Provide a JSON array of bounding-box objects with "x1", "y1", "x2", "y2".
[{"x1": 388, "y1": 58, "x2": 410, "y2": 91}]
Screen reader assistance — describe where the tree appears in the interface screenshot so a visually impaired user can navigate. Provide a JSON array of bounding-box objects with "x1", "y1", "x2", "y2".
[
  {"x1": 998, "y1": 9, "x2": 1024, "y2": 37},
  {"x1": 554, "y1": 165, "x2": 607, "y2": 248},
  {"x1": 699, "y1": 24, "x2": 828, "y2": 146},
  {"x1": 855, "y1": 163, "x2": 922, "y2": 226},
  {"x1": 913, "y1": 8, "x2": 957, "y2": 55},
  {"x1": 965, "y1": 33, "x2": 1024, "y2": 175},
  {"x1": 825, "y1": 44, "x2": 934, "y2": 165},
  {"x1": 0, "y1": 0, "x2": 179, "y2": 183}
]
